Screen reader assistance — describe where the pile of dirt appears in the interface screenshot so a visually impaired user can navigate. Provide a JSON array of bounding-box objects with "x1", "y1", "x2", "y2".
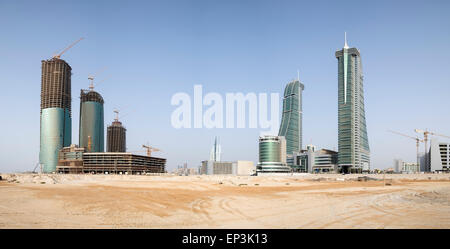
[
  {"x1": 4, "y1": 174, "x2": 59, "y2": 184},
  {"x1": 355, "y1": 176, "x2": 380, "y2": 182}
]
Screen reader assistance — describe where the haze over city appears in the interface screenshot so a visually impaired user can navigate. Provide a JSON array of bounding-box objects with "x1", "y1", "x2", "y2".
[{"x1": 1, "y1": 0, "x2": 449, "y2": 173}]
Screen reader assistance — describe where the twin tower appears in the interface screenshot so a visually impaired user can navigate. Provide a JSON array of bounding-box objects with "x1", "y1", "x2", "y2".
[
  {"x1": 39, "y1": 57, "x2": 126, "y2": 173},
  {"x1": 278, "y1": 34, "x2": 370, "y2": 172}
]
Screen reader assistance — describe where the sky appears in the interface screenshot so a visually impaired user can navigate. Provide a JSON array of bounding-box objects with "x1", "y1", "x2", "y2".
[{"x1": 0, "y1": 0, "x2": 449, "y2": 173}]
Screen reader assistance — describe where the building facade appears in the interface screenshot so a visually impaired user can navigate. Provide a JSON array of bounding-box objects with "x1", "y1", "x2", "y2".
[
  {"x1": 257, "y1": 135, "x2": 290, "y2": 173},
  {"x1": 79, "y1": 89, "x2": 104, "y2": 152},
  {"x1": 107, "y1": 119, "x2": 126, "y2": 152},
  {"x1": 57, "y1": 150, "x2": 166, "y2": 174},
  {"x1": 402, "y1": 162, "x2": 420, "y2": 173},
  {"x1": 335, "y1": 34, "x2": 370, "y2": 173},
  {"x1": 40, "y1": 58, "x2": 72, "y2": 173},
  {"x1": 429, "y1": 139, "x2": 450, "y2": 172},
  {"x1": 279, "y1": 79, "x2": 304, "y2": 157},
  {"x1": 200, "y1": 160, "x2": 255, "y2": 175},
  {"x1": 292, "y1": 146, "x2": 338, "y2": 173}
]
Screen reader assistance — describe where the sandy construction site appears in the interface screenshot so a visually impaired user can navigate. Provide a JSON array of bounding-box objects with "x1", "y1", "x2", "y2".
[{"x1": 0, "y1": 173, "x2": 449, "y2": 228}]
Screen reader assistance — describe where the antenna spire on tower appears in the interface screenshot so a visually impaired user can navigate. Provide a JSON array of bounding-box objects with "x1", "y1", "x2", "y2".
[
  {"x1": 344, "y1": 32, "x2": 349, "y2": 49},
  {"x1": 297, "y1": 69, "x2": 300, "y2": 81}
]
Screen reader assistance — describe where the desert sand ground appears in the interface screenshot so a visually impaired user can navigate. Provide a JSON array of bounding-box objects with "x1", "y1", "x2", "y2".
[{"x1": 0, "y1": 173, "x2": 449, "y2": 228}]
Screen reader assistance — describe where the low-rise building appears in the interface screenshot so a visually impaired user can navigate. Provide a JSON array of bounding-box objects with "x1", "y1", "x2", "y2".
[
  {"x1": 57, "y1": 145, "x2": 166, "y2": 174},
  {"x1": 256, "y1": 135, "x2": 290, "y2": 173},
  {"x1": 291, "y1": 146, "x2": 338, "y2": 173},
  {"x1": 200, "y1": 160, "x2": 255, "y2": 175},
  {"x1": 402, "y1": 162, "x2": 420, "y2": 173}
]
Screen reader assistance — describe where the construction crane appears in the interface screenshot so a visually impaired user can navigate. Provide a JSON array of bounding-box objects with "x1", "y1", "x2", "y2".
[
  {"x1": 113, "y1": 109, "x2": 120, "y2": 122},
  {"x1": 388, "y1": 130, "x2": 423, "y2": 167},
  {"x1": 32, "y1": 162, "x2": 41, "y2": 174},
  {"x1": 414, "y1": 129, "x2": 450, "y2": 171},
  {"x1": 88, "y1": 67, "x2": 107, "y2": 91},
  {"x1": 113, "y1": 107, "x2": 133, "y2": 122},
  {"x1": 142, "y1": 144, "x2": 161, "y2": 157},
  {"x1": 52, "y1": 37, "x2": 84, "y2": 59}
]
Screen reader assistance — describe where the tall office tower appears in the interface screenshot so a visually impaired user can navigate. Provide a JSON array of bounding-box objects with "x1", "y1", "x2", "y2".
[
  {"x1": 335, "y1": 33, "x2": 370, "y2": 173},
  {"x1": 209, "y1": 136, "x2": 221, "y2": 162},
  {"x1": 107, "y1": 113, "x2": 126, "y2": 152},
  {"x1": 79, "y1": 84, "x2": 104, "y2": 152},
  {"x1": 256, "y1": 135, "x2": 290, "y2": 173},
  {"x1": 279, "y1": 78, "x2": 304, "y2": 157},
  {"x1": 40, "y1": 58, "x2": 72, "y2": 173}
]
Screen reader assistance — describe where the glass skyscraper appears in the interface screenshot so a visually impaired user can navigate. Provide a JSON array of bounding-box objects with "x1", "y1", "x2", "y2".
[
  {"x1": 335, "y1": 34, "x2": 370, "y2": 172},
  {"x1": 278, "y1": 79, "x2": 304, "y2": 156}
]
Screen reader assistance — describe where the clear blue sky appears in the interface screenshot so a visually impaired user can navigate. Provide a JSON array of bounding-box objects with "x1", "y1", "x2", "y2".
[{"x1": 1, "y1": 0, "x2": 449, "y2": 173}]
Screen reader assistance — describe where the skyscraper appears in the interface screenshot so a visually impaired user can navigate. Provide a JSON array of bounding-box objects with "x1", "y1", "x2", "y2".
[
  {"x1": 335, "y1": 33, "x2": 370, "y2": 173},
  {"x1": 40, "y1": 58, "x2": 72, "y2": 173},
  {"x1": 278, "y1": 78, "x2": 304, "y2": 156},
  {"x1": 209, "y1": 136, "x2": 221, "y2": 162},
  {"x1": 107, "y1": 112, "x2": 126, "y2": 153},
  {"x1": 79, "y1": 84, "x2": 104, "y2": 152}
]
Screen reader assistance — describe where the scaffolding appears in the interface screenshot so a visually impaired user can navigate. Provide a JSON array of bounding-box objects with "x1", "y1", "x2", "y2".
[
  {"x1": 107, "y1": 121, "x2": 126, "y2": 152},
  {"x1": 40, "y1": 58, "x2": 72, "y2": 115}
]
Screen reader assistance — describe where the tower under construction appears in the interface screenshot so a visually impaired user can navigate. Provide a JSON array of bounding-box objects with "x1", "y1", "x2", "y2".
[
  {"x1": 107, "y1": 112, "x2": 126, "y2": 152},
  {"x1": 39, "y1": 38, "x2": 83, "y2": 173},
  {"x1": 79, "y1": 87, "x2": 104, "y2": 152},
  {"x1": 40, "y1": 58, "x2": 72, "y2": 173}
]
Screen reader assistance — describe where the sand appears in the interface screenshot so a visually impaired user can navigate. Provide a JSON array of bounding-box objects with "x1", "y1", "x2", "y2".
[{"x1": 0, "y1": 173, "x2": 449, "y2": 228}]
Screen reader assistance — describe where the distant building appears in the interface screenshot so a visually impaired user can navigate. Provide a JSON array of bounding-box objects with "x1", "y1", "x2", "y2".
[
  {"x1": 402, "y1": 162, "x2": 420, "y2": 173},
  {"x1": 57, "y1": 146, "x2": 166, "y2": 174},
  {"x1": 188, "y1": 168, "x2": 198, "y2": 175},
  {"x1": 279, "y1": 78, "x2": 304, "y2": 158},
  {"x1": 257, "y1": 135, "x2": 290, "y2": 173},
  {"x1": 210, "y1": 136, "x2": 221, "y2": 162},
  {"x1": 201, "y1": 161, "x2": 233, "y2": 175},
  {"x1": 200, "y1": 160, "x2": 255, "y2": 175},
  {"x1": 335, "y1": 33, "x2": 370, "y2": 173},
  {"x1": 292, "y1": 146, "x2": 338, "y2": 173},
  {"x1": 107, "y1": 116, "x2": 126, "y2": 152},
  {"x1": 394, "y1": 159, "x2": 403, "y2": 173},
  {"x1": 429, "y1": 139, "x2": 450, "y2": 172},
  {"x1": 233, "y1": 161, "x2": 256, "y2": 175}
]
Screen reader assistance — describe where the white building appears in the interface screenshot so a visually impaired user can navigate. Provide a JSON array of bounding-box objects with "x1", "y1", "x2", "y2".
[
  {"x1": 201, "y1": 160, "x2": 255, "y2": 175},
  {"x1": 429, "y1": 139, "x2": 450, "y2": 172},
  {"x1": 291, "y1": 145, "x2": 338, "y2": 173},
  {"x1": 402, "y1": 162, "x2": 420, "y2": 173}
]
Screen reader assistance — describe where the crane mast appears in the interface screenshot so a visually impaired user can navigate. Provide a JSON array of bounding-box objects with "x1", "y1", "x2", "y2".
[
  {"x1": 142, "y1": 144, "x2": 160, "y2": 157},
  {"x1": 414, "y1": 129, "x2": 450, "y2": 171},
  {"x1": 388, "y1": 130, "x2": 423, "y2": 167}
]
